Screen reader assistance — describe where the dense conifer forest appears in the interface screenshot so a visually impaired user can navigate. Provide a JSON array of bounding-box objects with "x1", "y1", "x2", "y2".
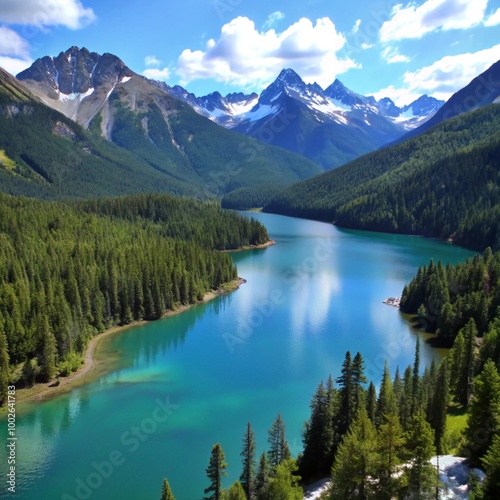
[
  {"x1": 264, "y1": 105, "x2": 500, "y2": 251},
  {"x1": 0, "y1": 193, "x2": 269, "y2": 394}
]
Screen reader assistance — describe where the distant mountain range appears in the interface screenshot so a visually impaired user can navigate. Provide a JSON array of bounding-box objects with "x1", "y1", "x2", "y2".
[
  {"x1": 153, "y1": 68, "x2": 444, "y2": 169},
  {"x1": 1, "y1": 47, "x2": 321, "y2": 199},
  {"x1": 16, "y1": 47, "x2": 444, "y2": 170}
]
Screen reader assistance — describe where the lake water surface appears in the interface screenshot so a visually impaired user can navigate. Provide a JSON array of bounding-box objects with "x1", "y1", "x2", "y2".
[{"x1": 1, "y1": 213, "x2": 473, "y2": 499}]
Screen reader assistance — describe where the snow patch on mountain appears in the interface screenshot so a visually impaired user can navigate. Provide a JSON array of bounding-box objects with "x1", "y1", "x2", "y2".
[{"x1": 59, "y1": 87, "x2": 94, "y2": 102}]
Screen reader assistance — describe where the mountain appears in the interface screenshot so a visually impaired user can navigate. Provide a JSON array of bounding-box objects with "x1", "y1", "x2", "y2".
[
  {"x1": 264, "y1": 103, "x2": 500, "y2": 251},
  {"x1": 157, "y1": 69, "x2": 443, "y2": 170},
  {"x1": 401, "y1": 60, "x2": 500, "y2": 141},
  {"x1": 0, "y1": 65, "x2": 222, "y2": 198},
  {"x1": 152, "y1": 80, "x2": 259, "y2": 127},
  {"x1": 13, "y1": 47, "x2": 321, "y2": 198}
]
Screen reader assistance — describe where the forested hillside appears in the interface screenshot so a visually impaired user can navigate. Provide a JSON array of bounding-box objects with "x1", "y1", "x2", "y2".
[
  {"x1": 0, "y1": 194, "x2": 268, "y2": 394},
  {"x1": 264, "y1": 104, "x2": 500, "y2": 251}
]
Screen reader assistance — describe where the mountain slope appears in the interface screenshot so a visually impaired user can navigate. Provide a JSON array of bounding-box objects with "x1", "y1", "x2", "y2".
[
  {"x1": 401, "y1": 59, "x2": 500, "y2": 141},
  {"x1": 264, "y1": 104, "x2": 500, "y2": 251},
  {"x1": 10, "y1": 48, "x2": 321, "y2": 198},
  {"x1": 0, "y1": 67, "x2": 204, "y2": 198}
]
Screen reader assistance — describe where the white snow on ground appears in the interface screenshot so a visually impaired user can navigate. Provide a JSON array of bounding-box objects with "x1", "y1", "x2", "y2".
[
  {"x1": 302, "y1": 456, "x2": 486, "y2": 500},
  {"x1": 303, "y1": 478, "x2": 331, "y2": 499},
  {"x1": 430, "y1": 455, "x2": 486, "y2": 499},
  {"x1": 120, "y1": 76, "x2": 131, "y2": 83},
  {"x1": 59, "y1": 87, "x2": 94, "y2": 102},
  {"x1": 243, "y1": 104, "x2": 278, "y2": 122}
]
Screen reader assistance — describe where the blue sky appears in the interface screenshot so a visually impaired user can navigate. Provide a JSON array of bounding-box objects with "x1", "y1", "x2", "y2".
[{"x1": 1, "y1": 0, "x2": 500, "y2": 105}]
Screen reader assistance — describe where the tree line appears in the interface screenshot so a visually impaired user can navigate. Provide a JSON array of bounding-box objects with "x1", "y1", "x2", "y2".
[{"x1": 0, "y1": 193, "x2": 269, "y2": 397}]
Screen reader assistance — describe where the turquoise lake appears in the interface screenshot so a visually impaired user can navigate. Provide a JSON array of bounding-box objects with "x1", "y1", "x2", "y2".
[{"x1": 1, "y1": 213, "x2": 474, "y2": 500}]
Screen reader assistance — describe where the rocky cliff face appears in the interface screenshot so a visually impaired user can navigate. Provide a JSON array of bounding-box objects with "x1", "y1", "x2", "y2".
[{"x1": 17, "y1": 46, "x2": 134, "y2": 127}]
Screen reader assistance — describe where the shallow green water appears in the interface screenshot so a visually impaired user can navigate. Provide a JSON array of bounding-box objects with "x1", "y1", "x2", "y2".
[{"x1": 1, "y1": 213, "x2": 473, "y2": 499}]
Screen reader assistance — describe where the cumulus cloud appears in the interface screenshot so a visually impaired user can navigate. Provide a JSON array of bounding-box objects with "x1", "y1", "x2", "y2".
[
  {"x1": 373, "y1": 44, "x2": 500, "y2": 106},
  {"x1": 0, "y1": 26, "x2": 32, "y2": 75},
  {"x1": 351, "y1": 19, "x2": 361, "y2": 34},
  {"x1": 263, "y1": 11, "x2": 284, "y2": 30},
  {"x1": 382, "y1": 46, "x2": 410, "y2": 64},
  {"x1": 0, "y1": 0, "x2": 95, "y2": 29},
  {"x1": 380, "y1": 0, "x2": 488, "y2": 42},
  {"x1": 176, "y1": 16, "x2": 358, "y2": 89},
  {"x1": 484, "y1": 7, "x2": 500, "y2": 27},
  {"x1": 0, "y1": 26, "x2": 30, "y2": 58},
  {"x1": 145, "y1": 55, "x2": 161, "y2": 67},
  {"x1": 0, "y1": 55, "x2": 32, "y2": 76},
  {"x1": 142, "y1": 67, "x2": 171, "y2": 81}
]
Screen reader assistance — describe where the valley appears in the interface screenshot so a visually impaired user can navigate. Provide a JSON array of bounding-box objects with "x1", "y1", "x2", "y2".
[{"x1": 1, "y1": 8, "x2": 500, "y2": 497}]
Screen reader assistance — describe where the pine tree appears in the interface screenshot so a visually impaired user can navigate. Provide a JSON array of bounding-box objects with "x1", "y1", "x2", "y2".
[
  {"x1": 456, "y1": 319, "x2": 478, "y2": 407},
  {"x1": 267, "y1": 414, "x2": 290, "y2": 469},
  {"x1": 39, "y1": 316, "x2": 57, "y2": 382},
  {"x1": 376, "y1": 360, "x2": 397, "y2": 426},
  {"x1": 464, "y1": 360, "x2": 500, "y2": 466},
  {"x1": 412, "y1": 337, "x2": 421, "y2": 413},
  {"x1": 204, "y1": 443, "x2": 228, "y2": 500},
  {"x1": 300, "y1": 380, "x2": 335, "y2": 480},
  {"x1": 336, "y1": 351, "x2": 354, "y2": 437},
  {"x1": 223, "y1": 481, "x2": 247, "y2": 500},
  {"x1": 400, "y1": 365, "x2": 413, "y2": 430},
  {"x1": 160, "y1": 478, "x2": 175, "y2": 500},
  {"x1": 0, "y1": 321, "x2": 10, "y2": 405},
  {"x1": 255, "y1": 452, "x2": 269, "y2": 499},
  {"x1": 266, "y1": 459, "x2": 303, "y2": 500},
  {"x1": 430, "y1": 358, "x2": 450, "y2": 456},
  {"x1": 375, "y1": 412, "x2": 403, "y2": 498},
  {"x1": 366, "y1": 381, "x2": 377, "y2": 424},
  {"x1": 352, "y1": 352, "x2": 367, "y2": 412},
  {"x1": 330, "y1": 408, "x2": 378, "y2": 499},
  {"x1": 481, "y1": 433, "x2": 500, "y2": 499},
  {"x1": 240, "y1": 422, "x2": 256, "y2": 499},
  {"x1": 402, "y1": 410, "x2": 437, "y2": 499}
]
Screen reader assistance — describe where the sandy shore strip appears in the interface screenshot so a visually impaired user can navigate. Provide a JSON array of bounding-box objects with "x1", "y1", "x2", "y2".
[
  {"x1": 4, "y1": 277, "x2": 247, "y2": 409},
  {"x1": 223, "y1": 240, "x2": 276, "y2": 252}
]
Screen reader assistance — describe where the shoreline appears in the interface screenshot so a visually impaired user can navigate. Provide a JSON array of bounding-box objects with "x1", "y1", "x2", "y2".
[
  {"x1": 3, "y1": 277, "x2": 247, "y2": 409},
  {"x1": 223, "y1": 240, "x2": 276, "y2": 252}
]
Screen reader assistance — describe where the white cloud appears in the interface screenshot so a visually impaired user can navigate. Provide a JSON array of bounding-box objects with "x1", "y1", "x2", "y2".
[
  {"x1": 382, "y1": 46, "x2": 410, "y2": 64},
  {"x1": 142, "y1": 67, "x2": 171, "y2": 81},
  {"x1": 484, "y1": 7, "x2": 500, "y2": 27},
  {"x1": 145, "y1": 55, "x2": 161, "y2": 67},
  {"x1": 361, "y1": 42, "x2": 375, "y2": 50},
  {"x1": 351, "y1": 19, "x2": 361, "y2": 34},
  {"x1": 0, "y1": 26, "x2": 32, "y2": 75},
  {"x1": 263, "y1": 11, "x2": 284, "y2": 30},
  {"x1": 373, "y1": 44, "x2": 500, "y2": 106},
  {"x1": 380, "y1": 0, "x2": 488, "y2": 42},
  {"x1": 176, "y1": 16, "x2": 359, "y2": 89},
  {"x1": 0, "y1": 55, "x2": 33, "y2": 76},
  {"x1": 0, "y1": 26, "x2": 30, "y2": 58},
  {"x1": 0, "y1": 0, "x2": 95, "y2": 29},
  {"x1": 371, "y1": 85, "x2": 422, "y2": 107}
]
